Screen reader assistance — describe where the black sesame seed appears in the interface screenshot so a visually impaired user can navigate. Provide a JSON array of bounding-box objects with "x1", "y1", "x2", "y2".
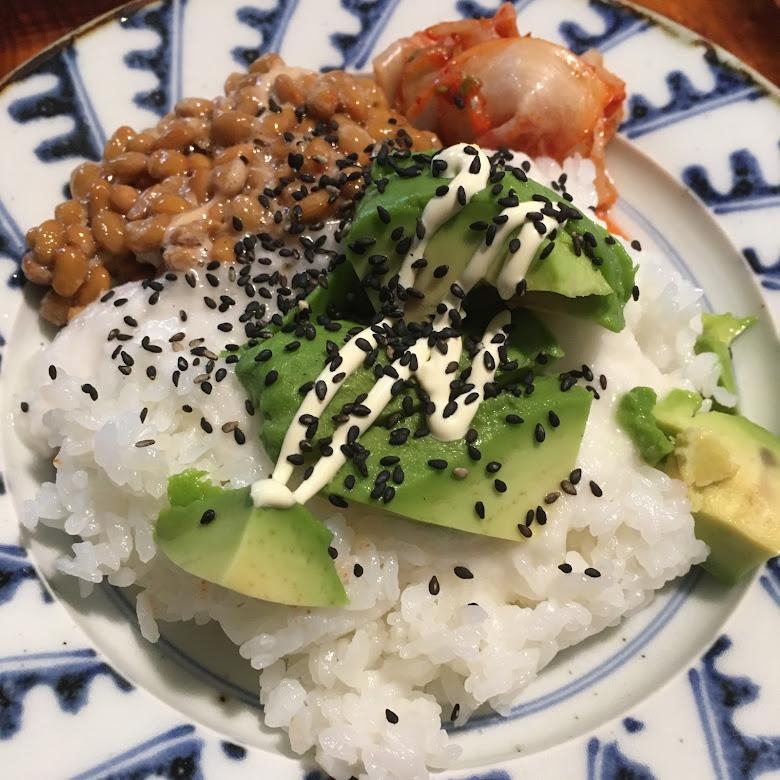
[
  {"x1": 517, "y1": 524, "x2": 532, "y2": 538},
  {"x1": 548, "y1": 411, "x2": 560, "y2": 428},
  {"x1": 200, "y1": 509, "x2": 216, "y2": 525},
  {"x1": 81, "y1": 383, "x2": 98, "y2": 401},
  {"x1": 474, "y1": 501, "x2": 485, "y2": 520},
  {"x1": 486, "y1": 461, "x2": 502, "y2": 474},
  {"x1": 200, "y1": 418, "x2": 213, "y2": 434},
  {"x1": 353, "y1": 563, "x2": 364, "y2": 577},
  {"x1": 561, "y1": 479, "x2": 577, "y2": 496},
  {"x1": 454, "y1": 565, "x2": 474, "y2": 580},
  {"x1": 534, "y1": 423, "x2": 546, "y2": 443},
  {"x1": 630, "y1": 239, "x2": 642, "y2": 251},
  {"x1": 428, "y1": 458, "x2": 448, "y2": 470},
  {"x1": 536, "y1": 506, "x2": 548, "y2": 524},
  {"x1": 329, "y1": 494, "x2": 348, "y2": 508},
  {"x1": 494, "y1": 479, "x2": 507, "y2": 493},
  {"x1": 428, "y1": 575, "x2": 440, "y2": 596},
  {"x1": 264, "y1": 370, "x2": 279, "y2": 386},
  {"x1": 632, "y1": 285, "x2": 640, "y2": 302},
  {"x1": 584, "y1": 567, "x2": 601, "y2": 578},
  {"x1": 385, "y1": 709, "x2": 399, "y2": 724},
  {"x1": 558, "y1": 563, "x2": 572, "y2": 574},
  {"x1": 146, "y1": 366, "x2": 157, "y2": 380},
  {"x1": 134, "y1": 439, "x2": 155, "y2": 448},
  {"x1": 505, "y1": 414, "x2": 523, "y2": 425},
  {"x1": 544, "y1": 492, "x2": 559, "y2": 505},
  {"x1": 389, "y1": 428, "x2": 410, "y2": 446},
  {"x1": 48, "y1": 365, "x2": 57, "y2": 380},
  {"x1": 589, "y1": 480, "x2": 603, "y2": 497},
  {"x1": 20, "y1": 401, "x2": 29, "y2": 413},
  {"x1": 569, "y1": 468, "x2": 582, "y2": 485},
  {"x1": 328, "y1": 546, "x2": 338, "y2": 559},
  {"x1": 467, "y1": 445, "x2": 482, "y2": 462},
  {"x1": 450, "y1": 703, "x2": 460, "y2": 721}
]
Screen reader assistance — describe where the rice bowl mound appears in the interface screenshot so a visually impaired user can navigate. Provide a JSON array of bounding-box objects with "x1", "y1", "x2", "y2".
[{"x1": 17, "y1": 155, "x2": 711, "y2": 780}]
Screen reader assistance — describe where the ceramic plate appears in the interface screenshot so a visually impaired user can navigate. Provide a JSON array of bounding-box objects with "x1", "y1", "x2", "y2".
[{"x1": 0, "y1": 1, "x2": 778, "y2": 777}]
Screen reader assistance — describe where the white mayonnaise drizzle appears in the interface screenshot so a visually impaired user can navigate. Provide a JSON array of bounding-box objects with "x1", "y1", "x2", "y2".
[{"x1": 251, "y1": 144, "x2": 562, "y2": 508}]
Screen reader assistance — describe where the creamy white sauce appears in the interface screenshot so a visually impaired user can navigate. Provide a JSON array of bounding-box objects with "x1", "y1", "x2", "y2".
[{"x1": 252, "y1": 144, "x2": 563, "y2": 508}]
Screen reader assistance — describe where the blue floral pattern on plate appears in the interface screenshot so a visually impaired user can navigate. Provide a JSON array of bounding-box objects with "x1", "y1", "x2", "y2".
[
  {"x1": 0, "y1": 0, "x2": 777, "y2": 777},
  {"x1": 8, "y1": 47, "x2": 105, "y2": 164}
]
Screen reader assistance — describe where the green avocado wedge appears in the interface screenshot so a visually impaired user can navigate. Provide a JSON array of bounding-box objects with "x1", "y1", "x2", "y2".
[
  {"x1": 237, "y1": 308, "x2": 566, "y2": 462},
  {"x1": 237, "y1": 313, "x2": 590, "y2": 543},
  {"x1": 653, "y1": 390, "x2": 780, "y2": 584},
  {"x1": 618, "y1": 387, "x2": 780, "y2": 584},
  {"x1": 325, "y1": 377, "x2": 592, "y2": 541},
  {"x1": 156, "y1": 471, "x2": 347, "y2": 607},
  {"x1": 345, "y1": 152, "x2": 636, "y2": 332}
]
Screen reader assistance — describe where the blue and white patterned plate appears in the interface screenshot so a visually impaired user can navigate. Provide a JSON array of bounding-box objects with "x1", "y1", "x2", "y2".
[{"x1": 0, "y1": 1, "x2": 778, "y2": 777}]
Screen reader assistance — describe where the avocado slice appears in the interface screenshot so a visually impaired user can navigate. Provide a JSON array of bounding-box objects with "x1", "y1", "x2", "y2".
[
  {"x1": 694, "y1": 312, "x2": 757, "y2": 401},
  {"x1": 326, "y1": 377, "x2": 592, "y2": 541},
  {"x1": 346, "y1": 153, "x2": 636, "y2": 332},
  {"x1": 619, "y1": 387, "x2": 780, "y2": 583},
  {"x1": 235, "y1": 319, "x2": 409, "y2": 462},
  {"x1": 238, "y1": 310, "x2": 566, "y2": 462},
  {"x1": 653, "y1": 390, "x2": 780, "y2": 583},
  {"x1": 238, "y1": 314, "x2": 590, "y2": 543},
  {"x1": 156, "y1": 471, "x2": 347, "y2": 606}
]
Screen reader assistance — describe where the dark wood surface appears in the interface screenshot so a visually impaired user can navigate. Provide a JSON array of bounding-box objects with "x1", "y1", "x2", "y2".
[{"x1": 1, "y1": 0, "x2": 778, "y2": 85}]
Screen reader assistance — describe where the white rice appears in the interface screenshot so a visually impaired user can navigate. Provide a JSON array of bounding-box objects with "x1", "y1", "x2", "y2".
[{"x1": 16, "y1": 155, "x2": 716, "y2": 779}]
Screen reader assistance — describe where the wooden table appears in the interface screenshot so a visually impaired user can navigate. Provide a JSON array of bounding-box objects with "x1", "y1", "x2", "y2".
[{"x1": 1, "y1": 0, "x2": 778, "y2": 86}]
